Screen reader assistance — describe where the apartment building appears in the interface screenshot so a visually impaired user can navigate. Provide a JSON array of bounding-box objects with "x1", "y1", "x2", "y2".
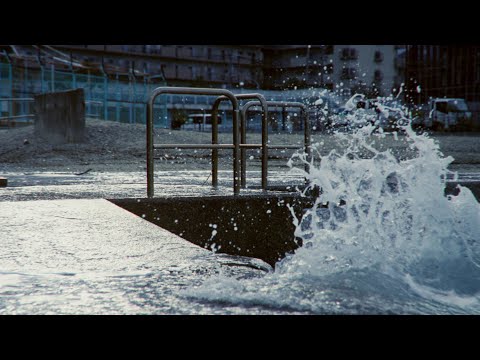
[
  {"x1": 263, "y1": 45, "x2": 401, "y2": 97},
  {"x1": 2, "y1": 44, "x2": 403, "y2": 97},
  {"x1": 262, "y1": 45, "x2": 335, "y2": 90},
  {"x1": 51, "y1": 45, "x2": 265, "y2": 89}
]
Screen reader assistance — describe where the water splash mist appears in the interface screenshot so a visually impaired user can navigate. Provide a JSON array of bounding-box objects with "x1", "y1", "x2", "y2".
[{"x1": 184, "y1": 94, "x2": 480, "y2": 314}]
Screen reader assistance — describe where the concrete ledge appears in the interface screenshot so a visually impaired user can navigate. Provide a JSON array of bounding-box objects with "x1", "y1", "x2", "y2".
[
  {"x1": 110, "y1": 194, "x2": 315, "y2": 266},
  {"x1": 110, "y1": 181, "x2": 480, "y2": 267}
]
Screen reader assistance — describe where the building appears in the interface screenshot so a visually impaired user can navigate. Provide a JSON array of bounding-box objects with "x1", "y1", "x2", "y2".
[
  {"x1": 50, "y1": 45, "x2": 265, "y2": 89},
  {"x1": 2, "y1": 44, "x2": 401, "y2": 95},
  {"x1": 333, "y1": 45, "x2": 399, "y2": 97},
  {"x1": 263, "y1": 45, "x2": 401, "y2": 98},
  {"x1": 262, "y1": 45, "x2": 335, "y2": 90}
]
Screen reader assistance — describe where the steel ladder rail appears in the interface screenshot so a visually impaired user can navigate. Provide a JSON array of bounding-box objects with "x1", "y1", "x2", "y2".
[
  {"x1": 211, "y1": 93, "x2": 268, "y2": 189},
  {"x1": 148, "y1": 89, "x2": 312, "y2": 196},
  {"x1": 240, "y1": 100, "x2": 312, "y2": 188},
  {"x1": 147, "y1": 87, "x2": 241, "y2": 198}
]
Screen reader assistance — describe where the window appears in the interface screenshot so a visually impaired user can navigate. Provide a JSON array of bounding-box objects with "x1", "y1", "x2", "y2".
[
  {"x1": 436, "y1": 101, "x2": 448, "y2": 114},
  {"x1": 341, "y1": 48, "x2": 358, "y2": 60},
  {"x1": 374, "y1": 51, "x2": 384, "y2": 63},
  {"x1": 374, "y1": 70, "x2": 384, "y2": 81},
  {"x1": 324, "y1": 45, "x2": 334, "y2": 55},
  {"x1": 341, "y1": 68, "x2": 357, "y2": 80},
  {"x1": 148, "y1": 45, "x2": 162, "y2": 55},
  {"x1": 324, "y1": 63, "x2": 334, "y2": 74}
]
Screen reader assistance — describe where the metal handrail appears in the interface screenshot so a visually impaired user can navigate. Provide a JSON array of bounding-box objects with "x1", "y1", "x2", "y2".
[
  {"x1": 0, "y1": 98, "x2": 34, "y2": 102},
  {"x1": 242, "y1": 101, "x2": 312, "y2": 184},
  {"x1": 147, "y1": 89, "x2": 312, "y2": 196},
  {"x1": 147, "y1": 87, "x2": 241, "y2": 198},
  {"x1": 211, "y1": 93, "x2": 268, "y2": 189}
]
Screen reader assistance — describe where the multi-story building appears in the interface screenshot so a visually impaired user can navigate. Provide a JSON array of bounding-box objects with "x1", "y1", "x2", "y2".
[
  {"x1": 263, "y1": 45, "x2": 401, "y2": 97},
  {"x1": 2, "y1": 44, "x2": 402, "y2": 96},
  {"x1": 50, "y1": 45, "x2": 265, "y2": 89},
  {"x1": 333, "y1": 45, "x2": 399, "y2": 97},
  {"x1": 0, "y1": 44, "x2": 423, "y2": 129},
  {"x1": 262, "y1": 45, "x2": 335, "y2": 90}
]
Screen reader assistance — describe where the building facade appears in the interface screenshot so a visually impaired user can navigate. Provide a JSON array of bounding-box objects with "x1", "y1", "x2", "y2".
[
  {"x1": 2, "y1": 44, "x2": 402, "y2": 96},
  {"x1": 52, "y1": 45, "x2": 265, "y2": 89},
  {"x1": 262, "y1": 45, "x2": 401, "y2": 97}
]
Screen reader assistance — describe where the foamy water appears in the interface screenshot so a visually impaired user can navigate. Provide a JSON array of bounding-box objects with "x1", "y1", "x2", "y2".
[{"x1": 183, "y1": 95, "x2": 480, "y2": 314}]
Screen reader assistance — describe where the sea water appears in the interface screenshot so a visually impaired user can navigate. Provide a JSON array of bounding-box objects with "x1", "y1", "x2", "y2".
[{"x1": 183, "y1": 95, "x2": 480, "y2": 314}]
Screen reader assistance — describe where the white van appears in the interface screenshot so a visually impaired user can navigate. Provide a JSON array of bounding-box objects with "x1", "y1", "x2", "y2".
[{"x1": 426, "y1": 98, "x2": 472, "y2": 131}]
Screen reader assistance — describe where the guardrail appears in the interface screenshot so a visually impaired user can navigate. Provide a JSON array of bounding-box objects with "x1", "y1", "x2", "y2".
[
  {"x1": 241, "y1": 100, "x2": 312, "y2": 187},
  {"x1": 147, "y1": 87, "x2": 241, "y2": 197},
  {"x1": 146, "y1": 87, "x2": 312, "y2": 197},
  {"x1": 211, "y1": 93, "x2": 268, "y2": 189}
]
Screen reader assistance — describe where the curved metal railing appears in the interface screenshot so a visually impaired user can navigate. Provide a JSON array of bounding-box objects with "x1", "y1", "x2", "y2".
[
  {"x1": 241, "y1": 100, "x2": 312, "y2": 187},
  {"x1": 147, "y1": 87, "x2": 240, "y2": 197},
  {"x1": 146, "y1": 87, "x2": 312, "y2": 197}
]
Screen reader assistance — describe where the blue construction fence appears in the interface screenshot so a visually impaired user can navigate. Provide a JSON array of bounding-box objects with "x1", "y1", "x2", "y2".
[
  {"x1": 0, "y1": 62, "x2": 171, "y2": 127},
  {"x1": 0, "y1": 61, "x2": 338, "y2": 130}
]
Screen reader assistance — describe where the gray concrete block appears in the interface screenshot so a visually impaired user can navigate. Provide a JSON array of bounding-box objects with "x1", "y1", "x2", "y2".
[{"x1": 34, "y1": 89, "x2": 85, "y2": 144}]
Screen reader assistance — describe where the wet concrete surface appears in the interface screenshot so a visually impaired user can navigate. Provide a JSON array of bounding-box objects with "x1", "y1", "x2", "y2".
[
  {"x1": 0, "y1": 170, "x2": 305, "y2": 201},
  {"x1": 0, "y1": 198, "x2": 275, "y2": 314},
  {"x1": 0, "y1": 169, "x2": 479, "y2": 201},
  {"x1": 0, "y1": 169, "x2": 306, "y2": 314}
]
